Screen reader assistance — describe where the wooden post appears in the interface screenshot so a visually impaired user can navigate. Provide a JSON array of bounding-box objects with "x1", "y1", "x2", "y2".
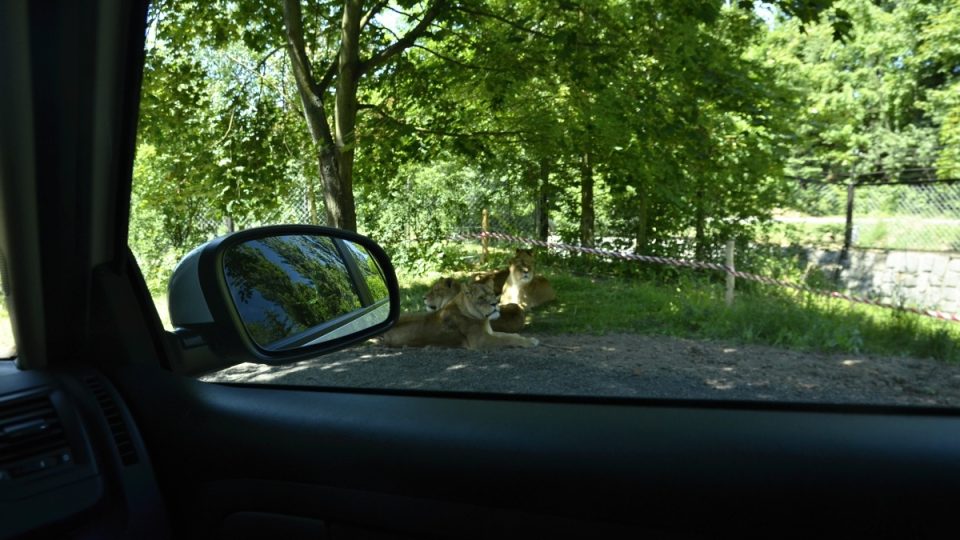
[
  {"x1": 481, "y1": 208, "x2": 489, "y2": 264},
  {"x1": 725, "y1": 238, "x2": 735, "y2": 307},
  {"x1": 837, "y1": 182, "x2": 855, "y2": 282},
  {"x1": 841, "y1": 183, "x2": 855, "y2": 261}
]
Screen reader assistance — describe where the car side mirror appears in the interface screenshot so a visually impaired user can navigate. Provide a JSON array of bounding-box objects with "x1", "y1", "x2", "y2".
[{"x1": 167, "y1": 225, "x2": 399, "y2": 370}]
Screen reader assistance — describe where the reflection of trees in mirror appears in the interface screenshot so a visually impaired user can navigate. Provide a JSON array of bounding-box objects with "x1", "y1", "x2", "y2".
[
  {"x1": 345, "y1": 242, "x2": 389, "y2": 302},
  {"x1": 224, "y1": 235, "x2": 362, "y2": 347},
  {"x1": 246, "y1": 310, "x2": 295, "y2": 350}
]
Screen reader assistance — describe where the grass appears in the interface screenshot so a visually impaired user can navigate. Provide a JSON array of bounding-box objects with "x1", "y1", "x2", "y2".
[{"x1": 397, "y1": 260, "x2": 960, "y2": 363}]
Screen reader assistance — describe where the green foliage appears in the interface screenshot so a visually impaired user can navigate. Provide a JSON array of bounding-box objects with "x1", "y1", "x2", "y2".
[
  {"x1": 131, "y1": 0, "x2": 960, "y2": 288},
  {"x1": 356, "y1": 156, "x2": 532, "y2": 273},
  {"x1": 381, "y1": 0, "x2": 803, "y2": 257},
  {"x1": 763, "y1": 0, "x2": 956, "y2": 181},
  {"x1": 920, "y1": 2, "x2": 960, "y2": 177},
  {"x1": 132, "y1": 5, "x2": 316, "y2": 292}
]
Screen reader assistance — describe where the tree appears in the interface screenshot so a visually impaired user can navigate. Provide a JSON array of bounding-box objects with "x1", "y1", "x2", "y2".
[
  {"x1": 918, "y1": 1, "x2": 960, "y2": 177},
  {"x1": 762, "y1": 0, "x2": 955, "y2": 182},
  {"x1": 281, "y1": 0, "x2": 448, "y2": 230},
  {"x1": 132, "y1": 0, "x2": 861, "y2": 282},
  {"x1": 387, "y1": 0, "x2": 810, "y2": 256}
]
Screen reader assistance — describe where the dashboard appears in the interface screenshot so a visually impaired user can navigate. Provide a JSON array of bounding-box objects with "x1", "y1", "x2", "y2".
[{"x1": 0, "y1": 363, "x2": 167, "y2": 539}]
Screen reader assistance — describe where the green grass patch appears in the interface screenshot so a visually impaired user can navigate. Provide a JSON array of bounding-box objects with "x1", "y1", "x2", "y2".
[
  {"x1": 54, "y1": 243, "x2": 956, "y2": 364},
  {"x1": 398, "y1": 265, "x2": 960, "y2": 362}
]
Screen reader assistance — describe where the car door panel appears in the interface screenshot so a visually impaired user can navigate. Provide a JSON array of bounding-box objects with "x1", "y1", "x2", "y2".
[{"x1": 113, "y1": 364, "x2": 959, "y2": 539}]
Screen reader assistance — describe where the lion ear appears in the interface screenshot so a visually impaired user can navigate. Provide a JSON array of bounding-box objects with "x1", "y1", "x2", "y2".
[{"x1": 444, "y1": 277, "x2": 454, "y2": 287}]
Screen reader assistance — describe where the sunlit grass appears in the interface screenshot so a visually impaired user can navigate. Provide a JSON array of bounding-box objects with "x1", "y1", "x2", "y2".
[{"x1": 397, "y1": 264, "x2": 960, "y2": 362}]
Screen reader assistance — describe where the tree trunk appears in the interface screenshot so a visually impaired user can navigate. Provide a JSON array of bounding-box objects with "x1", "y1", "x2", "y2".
[
  {"x1": 536, "y1": 158, "x2": 550, "y2": 242},
  {"x1": 282, "y1": 0, "x2": 354, "y2": 230},
  {"x1": 318, "y1": 146, "x2": 346, "y2": 227},
  {"x1": 284, "y1": 0, "x2": 443, "y2": 232},
  {"x1": 333, "y1": 0, "x2": 361, "y2": 231},
  {"x1": 579, "y1": 152, "x2": 595, "y2": 248}
]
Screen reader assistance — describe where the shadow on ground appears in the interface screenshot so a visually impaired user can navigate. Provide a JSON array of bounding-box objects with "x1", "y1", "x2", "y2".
[{"x1": 202, "y1": 333, "x2": 960, "y2": 407}]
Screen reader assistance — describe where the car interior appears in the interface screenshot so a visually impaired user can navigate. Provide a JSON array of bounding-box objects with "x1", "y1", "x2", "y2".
[{"x1": 2, "y1": 1, "x2": 959, "y2": 539}]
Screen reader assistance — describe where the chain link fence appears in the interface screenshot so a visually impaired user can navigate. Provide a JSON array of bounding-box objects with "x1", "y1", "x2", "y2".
[
  {"x1": 196, "y1": 175, "x2": 960, "y2": 259},
  {"x1": 783, "y1": 180, "x2": 960, "y2": 253},
  {"x1": 196, "y1": 182, "x2": 317, "y2": 237}
]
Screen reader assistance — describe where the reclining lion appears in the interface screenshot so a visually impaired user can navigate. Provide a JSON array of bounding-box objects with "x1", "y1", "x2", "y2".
[
  {"x1": 499, "y1": 248, "x2": 556, "y2": 309},
  {"x1": 471, "y1": 268, "x2": 509, "y2": 295},
  {"x1": 427, "y1": 277, "x2": 525, "y2": 333},
  {"x1": 379, "y1": 280, "x2": 537, "y2": 349}
]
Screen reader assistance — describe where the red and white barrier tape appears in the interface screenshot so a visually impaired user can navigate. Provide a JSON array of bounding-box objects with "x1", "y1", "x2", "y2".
[{"x1": 453, "y1": 231, "x2": 960, "y2": 324}]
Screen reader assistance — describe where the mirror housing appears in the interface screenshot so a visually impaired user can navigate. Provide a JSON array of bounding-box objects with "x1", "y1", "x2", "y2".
[{"x1": 167, "y1": 225, "x2": 399, "y2": 367}]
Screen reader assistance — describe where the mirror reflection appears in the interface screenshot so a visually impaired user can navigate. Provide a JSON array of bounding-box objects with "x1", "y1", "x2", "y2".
[{"x1": 223, "y1": 234, "x2": 390, "y2": 351}]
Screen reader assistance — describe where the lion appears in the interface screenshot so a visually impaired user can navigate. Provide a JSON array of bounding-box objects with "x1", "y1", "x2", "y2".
[
  {"x1": 423, "y1": 277, "x2": 463, "y2": 312},
  {"x1": 426, "y1": 276, "x2": 525, "y2": 333},
  {"x1": 500, "y1": 248, "x2": 556, "y2": 309},
  {"x1": 472, "y1": 268, "x2": 509, "y2": 294},
  {"x1": 379, "y1": 280, "x2": 537, "y2": 349}
]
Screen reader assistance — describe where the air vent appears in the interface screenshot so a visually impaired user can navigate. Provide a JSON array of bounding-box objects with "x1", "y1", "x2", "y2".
[
  {"x1": 83, "y1": 377, "x2": 139, "y2": 466},
  {"x1": 0, "y1": 391, "x2": 73, "y2": 480}
]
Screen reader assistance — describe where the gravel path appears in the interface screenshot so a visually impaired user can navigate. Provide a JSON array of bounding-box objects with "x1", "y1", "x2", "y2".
[{"x1": 203, "y1": 334, "x2": 960, "y2": 406}]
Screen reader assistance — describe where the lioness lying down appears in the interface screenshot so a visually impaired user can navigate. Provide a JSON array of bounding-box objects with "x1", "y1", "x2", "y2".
[
  {"x1": 379, "y1": 280, "x2": 538, "y2": 349},
  {"x1": 471, "y1": 268, "x2": 509, "y2": 295},
  {"x1": 499, "y1": 248, "x2": 556, "y2": 309},
  {"x1": 425, "y1": 277, "x2": 525, "y2": 333}
]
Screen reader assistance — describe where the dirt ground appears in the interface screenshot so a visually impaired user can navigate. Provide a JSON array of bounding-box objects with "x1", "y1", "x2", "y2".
[{"x1": 202, "y1": 333, "x2": 960, "y2": 407}]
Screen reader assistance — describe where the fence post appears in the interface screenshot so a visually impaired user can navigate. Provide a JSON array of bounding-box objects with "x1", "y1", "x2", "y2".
[
  {"x1": 481, "y1": 208, "x2": 489, "y2": 264},
  {"x1": 840, "y1": 182, "x2": 855, "y2": 270},
  {"x1": 725, "y1": 238, "x2": 735, "y2": 307}
]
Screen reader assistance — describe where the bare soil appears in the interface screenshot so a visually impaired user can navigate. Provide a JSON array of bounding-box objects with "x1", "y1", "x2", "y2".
[{"x1": 203, "y1": 333, "x2": 960, "y2": 407}]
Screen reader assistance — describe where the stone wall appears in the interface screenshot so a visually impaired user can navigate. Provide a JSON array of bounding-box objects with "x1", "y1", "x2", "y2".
[{"x1": 805, "y1": 248, "x2": 960, "y2": 313}]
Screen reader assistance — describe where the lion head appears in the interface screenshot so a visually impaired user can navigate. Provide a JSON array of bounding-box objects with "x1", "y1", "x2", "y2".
[
  {"x1": 424, "y1": 277, "x2": 464, "y2": 312},
  {"x1": 508, "y1": 249, "x2": 536, "y2": 285},
  {"x1": 455, "y1": 280, "x2": 502, "y2": 321}
]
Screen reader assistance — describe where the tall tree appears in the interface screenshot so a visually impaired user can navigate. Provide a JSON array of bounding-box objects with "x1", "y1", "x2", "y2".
[
  {"x1": 763, "y1": 0, "x2": 954, "y2": 182},
  {"x1": 392, "y1": 0, "x2": 808, "y2": 255},
  {"x1": 282, "y1": 0, "x2": 447, "y2": 230}
]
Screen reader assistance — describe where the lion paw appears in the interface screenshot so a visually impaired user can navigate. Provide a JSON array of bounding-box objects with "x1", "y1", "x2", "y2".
[{"x1": 528, "y1": 337, "x2": 539, "y2": 347}]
